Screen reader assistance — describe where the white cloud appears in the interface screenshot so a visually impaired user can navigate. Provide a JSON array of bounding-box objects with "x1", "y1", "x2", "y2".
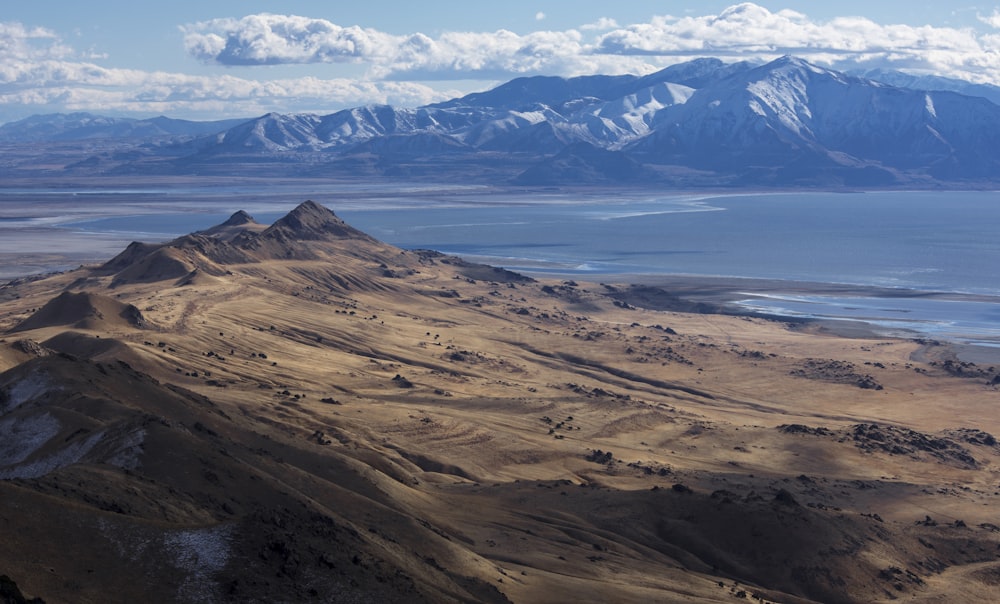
[
  {"x1": 594, "y1": 3, "x2": 1000, "y2": 84},
  {"x1": 581, "y1": 18, "x2": 620, "y2": 32},
  {"x1": 0, "y1": 66, "x2": 453, "y2": 119},
  {"x1": 980, "y1": 9, "x2": 1000, "y2": 29},
  {"x1": 536, "y1": 12, "x2": 546, "y2": 21},
  {"x1": 181, "y1": 6, "x2": 1000, "y2": 86},
  {"x1": 0, "y1": 21, "x2": 73, "y2": 61},
  {"x1": 182, "y1": 13, "x2": 651, "y2": 80},
  {"x1": 0, "y1": 22, "x2": 454, "y2": 121},
  {"x1": 182, "y1": 14, "x2": 400, "y2": 65}
]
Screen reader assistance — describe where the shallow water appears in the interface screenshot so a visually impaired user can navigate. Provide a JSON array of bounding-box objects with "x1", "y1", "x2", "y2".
[
  {"x1": 4, "y1": 187, "x2": 1000, "y2": 344},
  {"x1": 733, "y1": 293, "x2": 1000, "y2": 347}
]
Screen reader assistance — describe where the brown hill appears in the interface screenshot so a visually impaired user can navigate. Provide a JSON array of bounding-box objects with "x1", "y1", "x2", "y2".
[
  {"x1": 261, "y1": 200, "x2": 375, "y2": 242},
  {"x1": 10, "y1": 291, "x2": 148, "y2": 332},
  {"x1": 100, "y1": 201, "x2": 403, "y2": 288},
  {"x1": 237, "y1": 200, "x2": 395, "y2": 263},
  {"x1": 0, "y1": 354, "x2": 512, "y2": 603},
  {"x1": 195, "y1": 209, "x2": 267, "y2": 242},
  {"x1": 2, "y1": 201, "x2": 999, "y2": 603}
]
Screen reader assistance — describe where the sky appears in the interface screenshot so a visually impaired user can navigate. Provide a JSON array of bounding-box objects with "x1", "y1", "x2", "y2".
[{"x1": 2, "y1": 1, "x2": 1000, "y2": 123}]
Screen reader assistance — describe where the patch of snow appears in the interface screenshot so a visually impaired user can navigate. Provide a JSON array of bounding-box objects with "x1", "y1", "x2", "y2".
[
  {"x1": 511, "y1": 109, "x2": 551, "y2": 124},
  {"x1": 164, "y1": 524, "x2": 233, "y2": 603},
  {"x1": 0, "y1": 429, "x2": 105, "y2": 479},
  {"x1": 925, "y1": 94, "x2": 937, "y2": 119},
  {"x1": 0, "y1": 412, "x2": 61, "y2": 467},
  {"x1": 105, "y1": 428, "x2": 147, "y2": 470},
  {"x1": 1, "y1": 371, "x2": 54, "y2": 412}
]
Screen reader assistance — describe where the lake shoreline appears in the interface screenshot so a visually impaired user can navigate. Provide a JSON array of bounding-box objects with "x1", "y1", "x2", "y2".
[
  {"x1": 4, "y1": 188, "x2": 999, "y2": 364},
  {"x1": 5, "y1": 242, "x2": 999, "y2": 365},
  {"x1": 586, "y1": 272, "x2": 1000, "y2": 365}
]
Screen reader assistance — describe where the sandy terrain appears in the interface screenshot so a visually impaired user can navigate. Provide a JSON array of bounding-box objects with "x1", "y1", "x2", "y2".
[{"x1": 0, "y1": 201, "x2": 998, "y2": 603}]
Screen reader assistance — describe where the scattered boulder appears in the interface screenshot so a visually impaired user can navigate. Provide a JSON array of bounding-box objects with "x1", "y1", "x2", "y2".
[{"x1": 391, "y1": 374, "x2": 413, "y2": 388}]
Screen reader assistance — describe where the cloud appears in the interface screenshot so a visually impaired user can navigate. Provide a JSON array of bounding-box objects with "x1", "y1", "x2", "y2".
[
  {"x1": 0, "y1": 21, "x2": 454, "y2": 121},
  {"x1": 593, "y1": 3, "x2": 1000, "y2": 83},
  {"x1": 182, "y1": 14, "x2": 400, "y2": 66},
  {"x1": 980, "y1": 9, "x2": 1000, "y2": 29},
  {"x1": 0, "y1": 21, "x2": 73, "y2": 61},
  {"x1": 536, "y1": 12, "x2": 546, "y2": 21},
  {"x1": 0, "y1": 65, "x2": 452, "y2": 119},
  {"x1": 581, "y1": 18, "x2": 620, "y2": 32},
  {"x1": 182, "y1": 13, "x2": 651, "y2": 80},
  {"x1": 182, "y1": 5, "x2": 1000, "y2": 86}
]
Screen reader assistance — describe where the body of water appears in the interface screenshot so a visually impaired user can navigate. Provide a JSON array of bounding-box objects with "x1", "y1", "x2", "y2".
[{"x1": 6, "y1": 188, "x2": 1000, "y2": 346}]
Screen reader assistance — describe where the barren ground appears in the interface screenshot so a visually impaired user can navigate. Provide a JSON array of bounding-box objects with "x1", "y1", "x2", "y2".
[{"x1": 1, "y1": 202, "x2": 998, "y2": 603}]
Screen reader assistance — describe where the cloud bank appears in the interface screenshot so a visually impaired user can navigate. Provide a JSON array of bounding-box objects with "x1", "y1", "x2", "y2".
[
  {"x1": 3, "y1": 3, "x2": 1000, "y2": 122},
  {"x1": 182, "y1": 4, "x2": 1000, "y2": 85},
  {"x1": 181, "y1": 13, "x2": 650, "y2": 80},
  {"x1": 0, "y1": 20, "x2": 453, "y2": 121}
]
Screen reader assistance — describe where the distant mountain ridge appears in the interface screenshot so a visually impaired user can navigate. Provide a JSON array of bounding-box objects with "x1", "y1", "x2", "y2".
[
  {"x1": 7, "y1": 56, "x2": 1000, "y2": 187},
  {"x1": 0, "y1": 112, "x2": 247, "y2": 143}
]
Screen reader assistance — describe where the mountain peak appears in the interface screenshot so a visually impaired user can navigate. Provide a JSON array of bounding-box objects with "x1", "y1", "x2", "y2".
[
  {"x1": 763, "y1": 55, "x2": 832, "y2": 77},
  {"x1": 194, "y1": 209, "x2": 264, "y2": 242},
  {"x1": 282, "y1": 200, "x2": 337, "y2": 225},
  {"x1": 221, "y1": 210, "x2": 256, "y2": 226},
  {"x1": 260, "y1": 201, "x2": 375, "y2": 242}
]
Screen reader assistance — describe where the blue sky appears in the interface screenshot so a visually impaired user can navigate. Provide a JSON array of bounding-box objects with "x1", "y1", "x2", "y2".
[{"x1": 2, "y1": 1, "x2": 1000, "y2": 122}]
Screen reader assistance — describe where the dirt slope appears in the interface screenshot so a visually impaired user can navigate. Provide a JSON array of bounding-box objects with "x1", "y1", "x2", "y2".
[{"x1": 1, "y1": 201, "x2": 999, "y2": 603}]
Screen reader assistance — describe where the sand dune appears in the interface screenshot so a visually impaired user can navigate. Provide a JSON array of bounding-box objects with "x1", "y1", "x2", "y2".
[{"x1": 1, "y1": 201, "x2": 998, "y2": 603}]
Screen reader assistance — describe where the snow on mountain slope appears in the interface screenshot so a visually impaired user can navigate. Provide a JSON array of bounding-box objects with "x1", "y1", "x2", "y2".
[
  {"x1": 11, "y1": 56, "x2": 1000, "y2": 186},
  {"x1": 628, "y1": 56, "x2": 1000, "y2": 178},
  {"x1": 214, "y1": 112, "x2": 325, "y2": 152},
  {"x1": 592, "y1": 82, "x2": 696, "y2": 143}
]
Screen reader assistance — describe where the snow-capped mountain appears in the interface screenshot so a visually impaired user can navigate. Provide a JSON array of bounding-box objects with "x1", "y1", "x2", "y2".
[
  {"x1": 627, "y1": 56, "x2": 1000, "y2": 182},
  {"x1": 9, "y1": 56, "x2": 1000, "y2": 187}
]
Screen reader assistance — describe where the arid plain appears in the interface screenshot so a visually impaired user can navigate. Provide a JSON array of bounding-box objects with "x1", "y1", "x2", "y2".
[{"x1": 1, "y1": 201, "x2": 999, "y2": 603}]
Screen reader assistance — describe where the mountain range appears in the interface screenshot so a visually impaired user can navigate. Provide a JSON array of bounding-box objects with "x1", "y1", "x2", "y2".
[{"x1": 4, "y1": 56, "x2": 1000, "y2": 187}]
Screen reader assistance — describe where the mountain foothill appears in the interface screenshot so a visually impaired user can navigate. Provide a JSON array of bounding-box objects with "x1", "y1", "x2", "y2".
[{"x1": 1, "y1": 201, "x2": 999, "y2": 602}]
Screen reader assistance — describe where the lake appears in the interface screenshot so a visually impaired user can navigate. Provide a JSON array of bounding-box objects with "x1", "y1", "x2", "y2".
[{"x1": 3, "y1": 187, "x2": 1000, "y2": 346}]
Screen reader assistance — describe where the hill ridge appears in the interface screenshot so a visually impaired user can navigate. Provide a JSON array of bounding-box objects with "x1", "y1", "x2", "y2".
[{"x1": 2, "y1": 197, "x2": 1000, "y2": 602}]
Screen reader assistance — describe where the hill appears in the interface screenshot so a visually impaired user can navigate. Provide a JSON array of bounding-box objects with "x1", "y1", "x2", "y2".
[{"x1": 1, "y1": 202, "x2": 999, "y2": 602}]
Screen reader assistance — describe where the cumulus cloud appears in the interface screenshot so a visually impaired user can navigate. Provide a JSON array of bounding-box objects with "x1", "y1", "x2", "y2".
[
  {"x1": 581, "y1": 18, "x2": 620, "y2": 32},
  {"x1": 980, "y1": 9, "x2": 1000, "y2": 29},
  {"x1": 0, "y1": 21, "x2": 453, "y2": 121},
  {"x1": 182, "y1": 14, "x2": 399, "y2": 66},
  {"x1": 181, "y1": 5, "x2": 1000, "y2": 86},
  {"x1": 0, "y1": 22, "x2": 73, "y2": 61},
  {"x1": 536, "y1": 12, "x2": 546, "y2": 21},
  {"x1": 182, "y1": 13, "x2": 648, "y2": 79}
]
